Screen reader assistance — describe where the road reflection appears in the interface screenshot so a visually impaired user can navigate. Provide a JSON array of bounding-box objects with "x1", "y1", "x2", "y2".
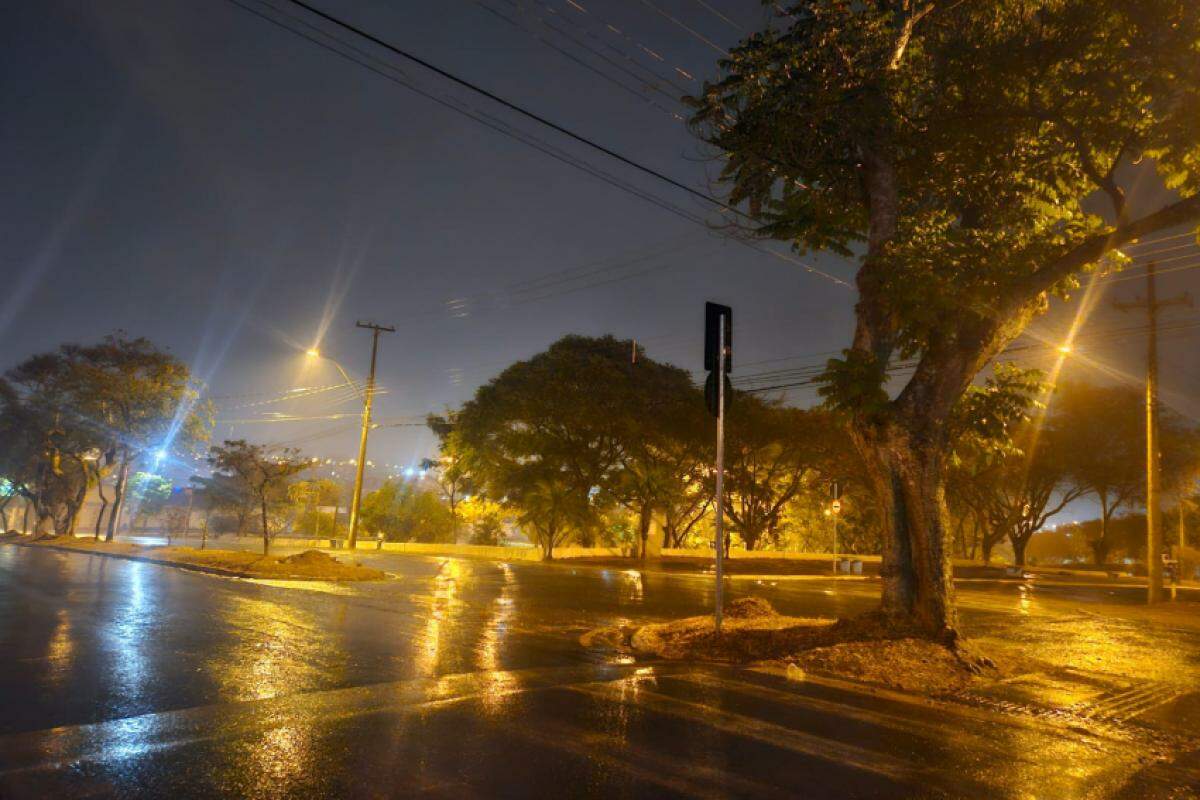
[{"x1": 476, "y1": 562, "x2": 517, "y2": 713}]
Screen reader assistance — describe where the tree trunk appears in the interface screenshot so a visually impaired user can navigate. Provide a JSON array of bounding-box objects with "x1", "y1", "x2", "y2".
[
  {"x1": 105, "y1": 458, "x2": 130, "y2": 542},
  {"x1": 856, "y1": 422, "x2": 958, "y2": 641},
  {"x1": 261, "y1": 498, "x2": 270, "y2": 556},
  {"x1": 1093, "y1": 496, "x2": 1114, "y2": 566},
  {"x1": 1012, "y1": 535, "x2": 1029, "y2": 567},
  {"x1": 980, "y1": 536, "x2": 994, "y2": 565},
  {"x1": 637, "y1": 503, "x2": 652, "y2": 560},
  {"x1": 94, "y1": 481, "x2": 109, "y2": 541}
]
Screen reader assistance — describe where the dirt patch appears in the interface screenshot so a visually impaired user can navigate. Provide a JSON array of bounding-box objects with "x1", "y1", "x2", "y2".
[
  {"x1": 20, "y1": 538, "x2": 386, "y2": 581},
  {"x1": 724, "y1": 596, "x2": 776, "y2": 618},
  {"x1": 590, "y1": 598, "x2": 1002, "y2": 694},
  {"x1": 783, "y1": 638, "x2": 986, "y2": 694}
]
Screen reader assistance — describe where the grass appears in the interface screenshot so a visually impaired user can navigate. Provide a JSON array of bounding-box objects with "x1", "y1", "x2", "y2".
[{"x1": 19, "y1": 536, "x2": 386, "y2": 581}]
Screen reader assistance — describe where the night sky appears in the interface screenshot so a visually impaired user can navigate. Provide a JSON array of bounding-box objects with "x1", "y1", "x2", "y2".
[{"x1": 4, "y1": 0, "x2": 1199, "y2": 521}]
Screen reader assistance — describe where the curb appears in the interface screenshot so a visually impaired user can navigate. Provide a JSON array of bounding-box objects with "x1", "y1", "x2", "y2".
[{"x1": 10, "y1": 541, "x2": 383, "y2": 582}]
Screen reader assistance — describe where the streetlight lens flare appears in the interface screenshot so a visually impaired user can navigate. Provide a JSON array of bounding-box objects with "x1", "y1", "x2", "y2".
[
  {"x1": 306, "y1": 348, "x2": 321, "y2": 358},
  {"x1": 1057, "y1": 344, "x2": 1072, "y2": 355}
]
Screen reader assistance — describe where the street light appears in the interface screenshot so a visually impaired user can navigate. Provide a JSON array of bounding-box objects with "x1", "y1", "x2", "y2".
[
  {"x1": 304, "y1": 324, "x2": 394, "y2": 549},
  {"x1": 304, "y1": 348, "x2": 363, "y2": 401}
]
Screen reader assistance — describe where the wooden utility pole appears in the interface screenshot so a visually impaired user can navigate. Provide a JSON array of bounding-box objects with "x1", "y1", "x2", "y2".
[
  {"x1": 1115, "y1": 262, "x2": 1191, "y2": 603},
  {"x1": 346, "y1": 321, "x2": 395, "y2": 550}
]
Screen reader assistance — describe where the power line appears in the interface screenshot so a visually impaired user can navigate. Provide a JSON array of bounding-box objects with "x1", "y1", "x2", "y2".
[
  {"x1": 227, "y1": 0, "x2": 710, "y2": 235},
  {"x1": 629, "y1": 0, "x2": 729, "y2": 55},
  {"x1": 227, "y1": 0, "x2": 852, "y2": 289},
  {"x1": 685, "y1": 0, "x2": 744, "y2": 32},
  {"x1": 276, "y1": 0, "x2": 737, "y2": 214},
  {"x1": 1103, "y1": 256, "x2": 1200, "y2": 285}
]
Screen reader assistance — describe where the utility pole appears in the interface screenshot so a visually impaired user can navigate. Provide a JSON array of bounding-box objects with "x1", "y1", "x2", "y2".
[
  {"x1": 346, "y1": 321, "x2": 395, "y2": 550},
  {"x1": 1115, "y1": 262, "x2": 1191, "y2": 603}
]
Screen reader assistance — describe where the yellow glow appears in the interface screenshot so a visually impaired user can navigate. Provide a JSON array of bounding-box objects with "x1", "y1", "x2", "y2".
[
  {"x1": 1057, "y1": 344, "x2": 1072, "y2": 355},
  {"x1": 305, "y1": 348, "x2": 320, "y2": 358}
]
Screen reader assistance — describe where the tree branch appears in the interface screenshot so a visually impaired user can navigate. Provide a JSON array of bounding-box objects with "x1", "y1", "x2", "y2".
[{"x1": 1024, "y1": 194, "x2": 1200, "y2": 297}]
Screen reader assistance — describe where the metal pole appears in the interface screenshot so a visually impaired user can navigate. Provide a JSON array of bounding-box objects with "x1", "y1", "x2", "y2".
[
  {"x1": 831, "y1": 480, "x2": 839, "y2": 575},
  {"x1": 832, "y1": 511, "x2": 838, "y2": 575},
  {"x1": 346, "y1": 322, "x2": 394, "y2": 550},
  {"x1": 713, "y1": 314, "x2": 726, "y2": 634}
]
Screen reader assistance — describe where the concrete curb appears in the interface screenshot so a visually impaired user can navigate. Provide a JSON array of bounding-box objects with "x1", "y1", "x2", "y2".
[{"x1": 10, "y1": 541, "x2": 384, "y2": 582}]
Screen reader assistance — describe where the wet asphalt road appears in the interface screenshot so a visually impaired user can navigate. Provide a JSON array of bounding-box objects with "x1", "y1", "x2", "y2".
[{"x1": 1, "y1": 545, "x2": 1198, "y2": 799}]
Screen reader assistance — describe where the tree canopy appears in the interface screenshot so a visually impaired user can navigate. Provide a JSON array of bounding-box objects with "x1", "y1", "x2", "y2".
[
  {"x1": 202, "y1": 440, "x2": 309, "y2": 555},
  {"x1": 689, "y1": 0, "x2": 1200, "y2": 634}
]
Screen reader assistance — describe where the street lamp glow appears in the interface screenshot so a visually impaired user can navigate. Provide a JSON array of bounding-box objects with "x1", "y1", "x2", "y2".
[
  {"x1": 306, "y1": 348, "x2": 321, "y2": 358},
  {"x1": 1057, "y1": 344, "x2": 1072, "y2": 354}
]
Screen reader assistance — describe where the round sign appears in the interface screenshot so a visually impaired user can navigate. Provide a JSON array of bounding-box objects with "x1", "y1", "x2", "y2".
[{"x1": 831, "y1": 499, "x2": 842, "y2": 513}]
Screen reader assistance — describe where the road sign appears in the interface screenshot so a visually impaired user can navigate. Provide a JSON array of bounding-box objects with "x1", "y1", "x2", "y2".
[
  {"x1": 704, "y1": 302, "x2": 732, "y2": 373},
  {"x1": 831, "y1": 499, "x2": 842, "y2": 514},
  {"x1": 704, "y1": 370, "x2": 733, "y2": 417}
]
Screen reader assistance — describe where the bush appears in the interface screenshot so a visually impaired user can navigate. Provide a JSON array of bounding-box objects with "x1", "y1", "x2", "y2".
[
  {"x1": 293, "y1": 509, "x2": 341, "y2": 537},
  {"x1": 469, "y1": 509, "x2": 505, "y2": 546}
]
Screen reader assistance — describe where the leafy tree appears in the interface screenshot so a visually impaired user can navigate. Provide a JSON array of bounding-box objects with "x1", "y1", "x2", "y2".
[
  {"x1": 599, "y1": 345, "x2": 710, "y2": 558},
  {"x1": 451, "y1": 337, "x2": 631, "y2": 558},
  {"x1": 722, "y1": 397, "x2": 830, "y2": 551},
  {"x1": 424, "y1": 413, "x2": 475, "y2": 541},
  {"x1": 467, "y1": 503, "x2": 506, "y2": 546},
  {"x1": 690, "y1": 1, "x2": 1200, "y2": 635},
  {"x1": 449, "y1": 335, "x2": 721, "y2": 558},
  {"x1": 288, "y1": 478, "x2": 341, "y2": 537},
  {"x1": 360, "y1": 481, "x2": 456, "y2": 543},
  {"x1": 204, "y1": 440, "x2": 308, "y2": 555},
  {"x1": 991, "y1": 437, "x2": 1087, "y2": 567},
  {"x1": 190, "y1": 472, "x2": 256, "y2": 543},
  {"x1": 4, "y1": 335, "x2": 211, "y2": 541},
  {"x1": 1053, "y1": 382, "x2": 1146, "y2": 563},
  {"x1": 127, "y1": 472, "x2": 172, "y2": 530},
  {"x1": 0, "y1": 371, "x2": 101, "y2": 535},
  {"x1": 459, "y1": 496, "x2": 507, "y2": 546}
]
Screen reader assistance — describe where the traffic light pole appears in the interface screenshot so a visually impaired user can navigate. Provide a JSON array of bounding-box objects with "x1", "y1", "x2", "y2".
[
  {"x1": 713, "y1": 314, "x2": 727, "y2": 634},
  {"x1": 831, "y1": 481, "x2": 839, "y2": 575},
  {"x1": 346, "y1": 321, "x2": 394, "y2": 550}
]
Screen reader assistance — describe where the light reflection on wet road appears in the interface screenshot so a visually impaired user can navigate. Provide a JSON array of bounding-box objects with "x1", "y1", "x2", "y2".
[{"x1": 0, "y1": 545, "x2": 1197, "y2": 798}]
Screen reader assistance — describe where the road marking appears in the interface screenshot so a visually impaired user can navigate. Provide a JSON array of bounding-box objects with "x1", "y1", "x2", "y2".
[
  {"x1": 672, "y1": 671, "x2": 1032, "y2": 755},
  {"x1": 0, "y1": 662, "x2": 680, "y2": 776},
  {"x1": 569, "y1": 678, "x2": 931, "y2": 787},
  {"x1": 497, "y1": 714, "x2": 793, "y2": 799},
  {"x1": 1083, "y1": 683, "x2": 1185, "y2": 722}
]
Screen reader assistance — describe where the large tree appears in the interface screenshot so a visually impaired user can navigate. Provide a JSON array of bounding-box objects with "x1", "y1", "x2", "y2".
[
  {"x1": 690, "y1": 1, "x2": 1200, "y2": 636},
  {"x1": 203, "y1": 440, "x2": 308, "y2": 555},
  {"x1": 722, "y1": 397, "x2": 829, "y2": 551},
  {"x1": 4, "y1": 335, "x2": 211, "y2": 541},
  {"x1": 1055, "y1": 382, "x2": 1147, "y2": 563},
  {"x1": 450, "y1": 336, "x2": 705, "y2": 559},
  {"x1": 423, "y1": 413, "x2": 475, "y2": 542},
  {"x1": 0, "y1": 358, "x2": 107, "y2": 535}
]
